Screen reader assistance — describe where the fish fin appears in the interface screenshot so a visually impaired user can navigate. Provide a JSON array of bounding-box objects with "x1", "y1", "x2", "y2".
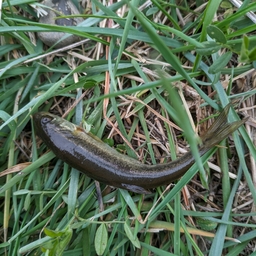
[
  {"x1": 201, "y1": 104, "x2": 248, "y2": 149},
  {"x1": 121, "y1": 183, "x2": 152, "y2": 194}
]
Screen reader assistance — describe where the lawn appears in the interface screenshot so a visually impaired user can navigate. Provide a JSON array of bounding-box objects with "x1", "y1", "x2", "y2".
[{"x1": 0, "y1": 0, "x2": 256, "y2": 255}]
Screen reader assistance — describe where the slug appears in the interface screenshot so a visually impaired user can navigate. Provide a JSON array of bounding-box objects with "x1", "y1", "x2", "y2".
[{"x1": 33, "y1": 105, "x2": 247, "y2": 193}]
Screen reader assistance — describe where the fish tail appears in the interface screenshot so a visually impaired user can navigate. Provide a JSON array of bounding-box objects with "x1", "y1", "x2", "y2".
[{"x1": 200, "y1": 104, "x2": 248, "y2": 150}]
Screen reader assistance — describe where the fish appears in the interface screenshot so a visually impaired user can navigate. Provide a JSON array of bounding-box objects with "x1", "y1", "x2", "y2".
[{"x1": 33, "y1": 104, "x2": 247, "y2": 193}]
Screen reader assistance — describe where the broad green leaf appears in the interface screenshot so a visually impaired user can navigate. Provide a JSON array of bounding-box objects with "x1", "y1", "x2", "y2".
[
  {"x1": 207, "y1": 25, "x2": 227, "y2": 44},
  {"x1": 53, "y1": 227, "x2": 72, "y2": 256},
  {"x1": 220, "y1": 1, "x2": 233, "y2": 8},
  {"x1": 95, "y1": 223, "x2": 108, "y2": 255},
  {"x1": 44, "y1": 228, "x2": 65, "y2": 238},
  {"x1": 146, "y1": 7, "x2": 158, "y2": 16},
  {"x1": 42, "y1": 227, "x2": 72, "y2": 256},
  {"x1": 196, "y1": 218, "x2": 218, "y2": 231}
]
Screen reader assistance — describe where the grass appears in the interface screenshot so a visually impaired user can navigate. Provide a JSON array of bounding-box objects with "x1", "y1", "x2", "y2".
[{"x1": 0, "y1": 0, "x2": 256, "y2": 255}]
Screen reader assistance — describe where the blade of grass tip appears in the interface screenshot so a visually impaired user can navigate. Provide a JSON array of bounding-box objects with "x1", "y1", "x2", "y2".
[
  {"x1": 224, "y1": 242, "x2": 248, "y2": 256},
  {"x1": 223, "y1": 229, "x2": 256, "y2": 248},
  {"x1": 125, "y1": 0, "x2": 218, "y2": 109}
]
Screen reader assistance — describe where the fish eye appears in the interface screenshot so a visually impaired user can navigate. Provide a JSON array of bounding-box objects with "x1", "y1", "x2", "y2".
[{"x1": 41, "y1": 115, "x2": 53, "y2": 125}]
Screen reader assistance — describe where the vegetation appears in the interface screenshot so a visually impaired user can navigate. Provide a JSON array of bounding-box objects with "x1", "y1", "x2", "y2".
[{"x1": 0, "y1": 0, "x2": 256, "y2": 255}]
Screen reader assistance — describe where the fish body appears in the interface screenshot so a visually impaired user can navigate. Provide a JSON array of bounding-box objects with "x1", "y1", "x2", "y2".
[{"x1": 33, "y1": 105, "x2": 247, "y2": 193}]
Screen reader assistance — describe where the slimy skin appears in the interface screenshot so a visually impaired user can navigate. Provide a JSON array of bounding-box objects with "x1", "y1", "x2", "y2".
[{"x1": 33, "y1": 105, "x2": 247, "y2": 193}]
